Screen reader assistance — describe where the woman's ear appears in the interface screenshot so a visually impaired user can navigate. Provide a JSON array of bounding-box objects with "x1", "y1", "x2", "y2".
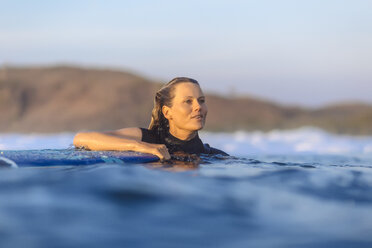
[{"x1": 162, "y1": 105, "x2": 172, "y2": 120}]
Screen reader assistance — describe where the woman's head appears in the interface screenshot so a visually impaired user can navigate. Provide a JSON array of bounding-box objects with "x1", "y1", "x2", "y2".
[{"x1": 149, "y1": 77, "x2": 207, "y2": 138}]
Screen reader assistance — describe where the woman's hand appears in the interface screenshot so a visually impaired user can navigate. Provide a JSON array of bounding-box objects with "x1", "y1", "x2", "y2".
[{"x1": 136, "y1": 142, "x2": 171, "y2": 160}]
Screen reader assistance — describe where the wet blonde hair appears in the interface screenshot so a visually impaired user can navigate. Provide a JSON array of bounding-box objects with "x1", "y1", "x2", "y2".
[{"x1": 149, "y1": 77, "x2": 199, "y2": 135}]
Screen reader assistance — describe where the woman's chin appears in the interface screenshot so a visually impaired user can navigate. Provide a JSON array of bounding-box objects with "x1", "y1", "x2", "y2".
[
  {"x1": 193, "y1": 119, "x2": 206, "y2": 130},
  {"x1": 182, "y1": 120, "x2": 205, "y2": 132},
  {"x1": 193, "y1": 123, "x2": 204, "y2": 131}
]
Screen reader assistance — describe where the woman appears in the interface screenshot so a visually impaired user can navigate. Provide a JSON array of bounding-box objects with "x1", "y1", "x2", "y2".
[{"x1": 73, "y1": 77, "x2": 228, "y2": 160}]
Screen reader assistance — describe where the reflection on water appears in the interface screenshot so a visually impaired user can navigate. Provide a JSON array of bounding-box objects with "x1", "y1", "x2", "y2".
[
  {"x1": 146, "y1": 162, "x2": 199, "y2": 172},
  {"x1": 146, "y1": 157, "x2": 200, "y2": 172},
  {"x1": 146, "y1": 153, "x2": 232, "y2": 172}
]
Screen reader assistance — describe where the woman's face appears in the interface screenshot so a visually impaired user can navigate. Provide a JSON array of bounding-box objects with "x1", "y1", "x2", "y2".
[{"x1": 162, "y1": 82, "x2": 208, "y2": 136}]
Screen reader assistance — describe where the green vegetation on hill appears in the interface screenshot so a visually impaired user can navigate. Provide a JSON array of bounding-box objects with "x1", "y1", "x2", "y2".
[{"x1": 1, "y1": 65, "x2": 372, "y2": 135}]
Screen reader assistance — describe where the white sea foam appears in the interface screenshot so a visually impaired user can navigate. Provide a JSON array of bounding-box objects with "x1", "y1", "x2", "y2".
[
  {"x1": 0, "y1": 133, "x2": 75, "y2": 150},
  {"x1": 1, "y1": 127, "x2": 372, "y2": 156},
  {"x1": 200, "y1": 126, "x2": 372, "y2": 156}
]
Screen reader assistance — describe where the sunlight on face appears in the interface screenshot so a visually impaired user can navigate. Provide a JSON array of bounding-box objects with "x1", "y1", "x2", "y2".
[{"x1": 163, "y1": 83, "x2": 208, "y2": 139}]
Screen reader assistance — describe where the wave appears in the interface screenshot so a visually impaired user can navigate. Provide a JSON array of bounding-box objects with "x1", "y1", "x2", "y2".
[{"x1": 1, "y1": 127, "x2": 372, "y2": 156}]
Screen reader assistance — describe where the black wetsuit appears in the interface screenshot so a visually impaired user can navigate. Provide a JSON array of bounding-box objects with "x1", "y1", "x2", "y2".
[{"x1": 140, "y1": 128, "x2": 228, "y2": 156}]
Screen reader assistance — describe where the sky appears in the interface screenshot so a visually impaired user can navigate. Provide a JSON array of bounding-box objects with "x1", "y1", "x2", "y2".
[{"x1": 1, "y1": 0, "x2": 371, "y2": 107}]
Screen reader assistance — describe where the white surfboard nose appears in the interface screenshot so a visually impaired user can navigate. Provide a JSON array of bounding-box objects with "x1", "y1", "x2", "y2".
[{"x1": 0, "y1": 157, "x2": 18, "y2": 168}]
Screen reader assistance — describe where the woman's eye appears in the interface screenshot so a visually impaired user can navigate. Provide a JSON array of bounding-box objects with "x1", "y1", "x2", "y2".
[
  {"x1": 199, "y1": 99, "x2": 205, "y2": 103},
  {"x1": 185, "y1": 99, "x2": 192, "y2": 104}
]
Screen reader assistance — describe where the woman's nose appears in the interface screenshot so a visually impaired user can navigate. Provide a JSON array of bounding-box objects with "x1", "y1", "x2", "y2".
[{"x1": 193, "y1": 100, "x2": 201, "y2": 111}]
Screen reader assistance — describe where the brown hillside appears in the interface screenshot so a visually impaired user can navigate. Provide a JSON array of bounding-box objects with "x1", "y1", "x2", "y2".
[{"x1": 0, "y1": 66, "x2": 159, "y2": 132}]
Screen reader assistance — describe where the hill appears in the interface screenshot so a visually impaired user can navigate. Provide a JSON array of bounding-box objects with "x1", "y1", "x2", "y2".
[{"x1": 1, "y1": 65, "x2": 372, "y2": 135}]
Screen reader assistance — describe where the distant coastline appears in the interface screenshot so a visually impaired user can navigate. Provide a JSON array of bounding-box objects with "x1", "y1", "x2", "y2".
[{"x1": 1, "y1": 65, "x2": 372, "y2": 135}]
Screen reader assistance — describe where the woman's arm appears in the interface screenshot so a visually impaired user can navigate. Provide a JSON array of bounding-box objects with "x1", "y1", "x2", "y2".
[{"x1": 73, "y1": 128, "x2": 170, "y2": 160}]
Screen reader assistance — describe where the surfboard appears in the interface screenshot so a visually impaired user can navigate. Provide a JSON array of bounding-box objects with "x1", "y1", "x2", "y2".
[{"x1": 0, "y1": 149, "x2": 159, "y2": 168}]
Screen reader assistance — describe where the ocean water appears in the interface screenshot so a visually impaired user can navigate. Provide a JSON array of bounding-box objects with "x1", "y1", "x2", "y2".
[{"x1": 1, "y1": 127, "x2": 372, "y2": 248}]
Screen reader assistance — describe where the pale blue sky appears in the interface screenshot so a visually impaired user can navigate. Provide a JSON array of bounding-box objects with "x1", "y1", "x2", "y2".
[{"x1": 1, "y1": 0, "x2": 371, "y2": 107}]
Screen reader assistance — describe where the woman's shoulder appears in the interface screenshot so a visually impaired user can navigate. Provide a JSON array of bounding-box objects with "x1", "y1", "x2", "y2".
[
  {"x1": 140, "y1": 128, "x2": 162, "y2": 144},
  {"x1": 203, "y1": 143, "x2": 229, "y2": 156}
]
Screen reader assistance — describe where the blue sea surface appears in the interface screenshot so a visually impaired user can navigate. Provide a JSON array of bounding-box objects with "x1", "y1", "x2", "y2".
[{"x1": 1, "y1": 129, "x2": 372, "y2": 248}]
